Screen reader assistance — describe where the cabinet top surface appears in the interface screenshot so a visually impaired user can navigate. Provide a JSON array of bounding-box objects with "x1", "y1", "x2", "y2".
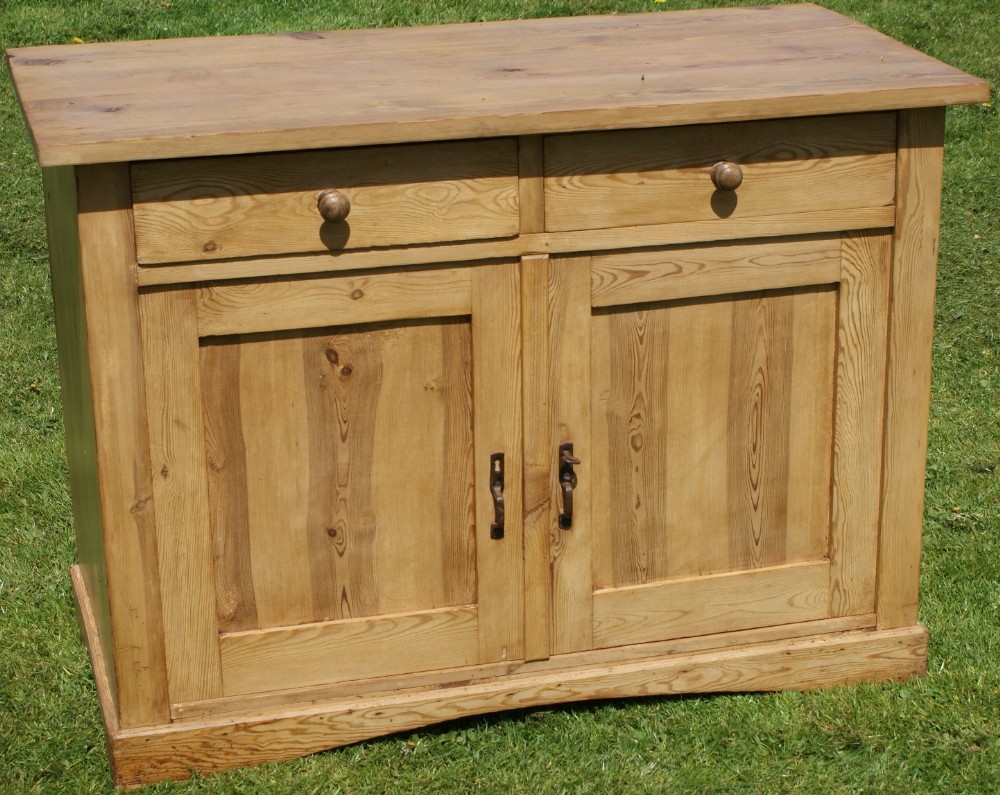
[{"x1": 7, "y1": 3, "x2": 989, "y2": 167}]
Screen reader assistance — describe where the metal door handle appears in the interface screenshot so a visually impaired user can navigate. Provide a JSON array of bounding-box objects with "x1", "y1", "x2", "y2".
[
  {"x1": 490, "y1": 453, "x2": 505, "y2": 539},
  {"x1": 558, "y1": 442, "x2": 580, "y2": 530}
]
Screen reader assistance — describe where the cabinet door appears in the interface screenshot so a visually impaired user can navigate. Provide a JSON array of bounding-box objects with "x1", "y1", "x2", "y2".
[
  {"x1": 139, "y1": 261, "x2": 522, "y2": 705},
  {"x1": 530, "y1": 233, "x2": 889, "y2": 656}
]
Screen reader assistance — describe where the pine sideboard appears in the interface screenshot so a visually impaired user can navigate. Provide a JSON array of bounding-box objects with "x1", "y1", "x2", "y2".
[{"x1": 6, "y1": 5, "x2": 989, "y2": 786}]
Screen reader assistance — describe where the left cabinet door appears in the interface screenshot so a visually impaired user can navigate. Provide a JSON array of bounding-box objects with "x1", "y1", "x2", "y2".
[{"x1": 139, "y1": 260, "x2": 523, "y2": 706}]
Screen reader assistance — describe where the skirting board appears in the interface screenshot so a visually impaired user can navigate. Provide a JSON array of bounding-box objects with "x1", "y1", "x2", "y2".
[{"x1": 71, "y1": 564, "x2": 928, "y2": 788}]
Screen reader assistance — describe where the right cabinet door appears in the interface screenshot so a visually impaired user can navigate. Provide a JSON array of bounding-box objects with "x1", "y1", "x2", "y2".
[{"x1": 544, "y1": 231, "x2": 891, "y2": 655}]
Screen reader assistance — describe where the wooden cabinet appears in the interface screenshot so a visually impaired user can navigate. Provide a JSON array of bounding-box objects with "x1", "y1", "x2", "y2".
[{"x1": 7, "y1": 5, "x2": 989, "y2": 787}]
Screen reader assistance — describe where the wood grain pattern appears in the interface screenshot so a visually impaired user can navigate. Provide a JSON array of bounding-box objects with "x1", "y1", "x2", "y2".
[
  {"x1": 139, "y1": 287, "x2": 223, "y2": 703},
  {"x1": 593, "y1": 561, "x2": 831, "y2": 649},
  {"x1": 172, "y1": 614, "x2": 875, "y2": 722},
  {"x1": 196, "y1": 265, "x2": 472, "y2": 336},
  {"x1": 471, "y1": 260, "x2": 524, "y2": 663},
  {"x1": 136, "y1": 206, "x2": 896, "y2": 287},
  {"x1": 70, "y1": 565, "x2": 121, "y2": 771},
  {"x1": 878, "y1": 107, "x2": 946, "y2": 629},
  {"x1": 830, "y1": 230, "x2": 891, "y2": 617},
  {"x1": 520, "y1": 254, "x2": 552, "y2": 661},
  {"x1": 75, "y1": 164, "x2": 171, "y2": 728},
  {"x1": 41, "y1": 166, "x2": 118, "y2": 709},
  {"x1": 591, "y1": 235, "x2": 841, "y2": 307},
  {"x1": 200, "y1": 341, "x2": 259, "y2": 632},
  {"x1": 132, "y1": 139, "x2": 519, "y2": 263},
  {"x1": 591, "y1": 284, "x2": 837, "y2": 590},
  {"x1": 518, "y1": 136, "x2": 545, "y2": 235},
  {"x1": 544, "y1": 114, "x2": 896, "y2": 232},
  {"x1": 220, "y1": 607, "x2": 479, "y2": 696},
  {"x1": 201, "y1": 318, "x2": 476, "y2": 631},
  {"x1": 106, "y1": 625, "x2": 927, "y2": 787},
  {"x1": 727, "y1": 292, "x2": 794, "y2": 570},
  {"x1": 547, "y1": 255, "x2": 594, "y2": 655},
  {"x1": 8, "y1": 5, "x2": 987, "y2": 165}
]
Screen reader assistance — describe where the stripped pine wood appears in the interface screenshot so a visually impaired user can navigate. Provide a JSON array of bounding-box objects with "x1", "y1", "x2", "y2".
[
  {"x1": 471, "y1": 261, "x2": 524, "y2": 663},
  {"x1": 70, "y1": 565, "x2": 121, "y2": 759},
  {"x1": 727, "y1": 291, "x2": 794, "y2": 570},
  {"x1": 139, "y1": 287, "x2": 223, "y2": 703},
  {"x1": 830, "y1": 231, "x2": 891, "y2": 617},
  {"x1": 200, "y1": 342, "x2": 258, "y2": 632},
  {"x1": 201, "y1": 319, "x2": 476, "y2": 630},
  {"x1": 107, "y1": 625, "x2": 928, "y2": 787},
  {"x1": 132, "y1": 139, "x2": 519, "y2": 262},
  {"x1": 590, "y1": 283, "x2": 835, "y2": 591},
  {"x1": 544, "y1": 114, "x2": 896, "y2": 233},
  {"x1": 657, "y1": 295, "x2": 733, "y2": 580},
  {"x1": 518, "y1": 136, "x2": 545, "y2": 235},
  {"x1": 785, "y1": 287, "x2": 838, "y2": 563},
  {"x1": 14, "y1": 8, "x2": 985, "y2": 783},
  {"x1": 8, "y1": 6, "x2": 987, "y2": 165},
  {"x1": 75, "y1": 164, "x2": 171, "y2": 728},
  {"x1": 196, "y1": 265, "x2": 473, "y2": 336},
  {"x1": 878, "y1": 108, "x2": 946, "y2": 629},
  {"x1": 590, "y1": 235, "x2": 842, "y2": 307},
  {"x1": 593, "y1": 561, "x2": 831, "y2": 648},
  {"x1": 219, "y1": 607, "x2": 479, "y2": 696},
  {"x1": 547, "y1": 255, "x2": 593, "y2": 655},
  {"x1": 136, "y1": 206, "x2": 897, "y2": 287},
  {"x1": 172, "y1": 614, "x2": 876, "y2": 722},
  {"x1": 591, "y1": 299, "x2": 673, "y2": 588},
  {"x1": 42, "y1": 167, "x2": 118, "y2": 708},
  {"x1": 520, "y1": 254, "x2": 553, "y2": 661}
]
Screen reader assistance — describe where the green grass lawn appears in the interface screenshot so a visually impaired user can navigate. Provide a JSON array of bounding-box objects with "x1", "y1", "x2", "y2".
[{"x1": 1, "y1": 1, "x2": 997, "y2": 792}]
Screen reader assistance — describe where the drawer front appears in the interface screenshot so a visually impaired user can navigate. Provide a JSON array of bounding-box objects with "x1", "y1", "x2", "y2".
[
  {"x1": 543, "y1": 114, "x2": 896, "y2": 233},
  {"x1": 132, "y1": 138, "x2": 519, "y2": 264}
]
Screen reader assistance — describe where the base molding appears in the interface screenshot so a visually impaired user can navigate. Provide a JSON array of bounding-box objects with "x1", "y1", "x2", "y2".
[{"x1": 72, "y1": 565, "x2": 927, "y2": 788}]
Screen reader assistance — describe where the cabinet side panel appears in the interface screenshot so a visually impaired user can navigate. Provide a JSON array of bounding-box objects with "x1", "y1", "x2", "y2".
[
  {"x1": 76, "y1": 163, "x2": 171, "y2": 727},
  {"x1": 878, "y1": 107, "x2": 946, "y2": 629},
  {"x1": 42, "y1": 165, "x2": 118, "y2": 711}
]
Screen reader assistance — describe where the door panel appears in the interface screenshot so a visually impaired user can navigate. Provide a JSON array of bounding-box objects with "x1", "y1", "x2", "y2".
[
  {"x1": 591, "y1": 285, "x2": 836, "y2": 589},
  {"x1": 201, "y1": 318, "x2": 476, "y2": 631},
  {"x1": 545, "y1": 233, "x2": 886, "y2": 654},
  {"x1": 141, "y1": 260, "x2": 521, "y2": 701}
]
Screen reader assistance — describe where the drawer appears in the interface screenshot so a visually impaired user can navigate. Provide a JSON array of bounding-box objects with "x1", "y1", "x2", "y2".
[
  {"x1": 131, "y1": 138, "x2": 519, "y2": 264},
  {"x1": 543, "y1": 114, "x2": 896, "y2": 233}
]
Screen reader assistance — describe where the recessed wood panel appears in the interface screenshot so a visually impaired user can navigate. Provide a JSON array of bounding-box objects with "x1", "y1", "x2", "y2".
[
  {"x1": 219, "y1": 607, "x2": 479, "y2": 696},
  {"x1": 201, "y1": 317, "x2": 476, "y2": 632},
  {"x1": 591, "y1": 285, "x2": 836, "y2": 590},
  {"x1": 593, "y1": 561, "x2": 831, "y2": 649}
]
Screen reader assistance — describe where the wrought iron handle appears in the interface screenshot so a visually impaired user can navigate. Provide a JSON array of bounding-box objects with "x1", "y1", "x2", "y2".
[
  {"x1": 490, "y1": 453, "x2": 505, "y2": 539},
  {"x1": 558, "y1": 443, "x2": 580, "y2": 530}
]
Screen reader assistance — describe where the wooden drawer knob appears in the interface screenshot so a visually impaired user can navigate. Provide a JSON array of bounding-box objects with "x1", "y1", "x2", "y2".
[
  {"x1": 317, "y1": 189, "x2": 351, "y2": 222},
  {"x1": 710, "y1": 161, "x2": 743, "y2": 191}
]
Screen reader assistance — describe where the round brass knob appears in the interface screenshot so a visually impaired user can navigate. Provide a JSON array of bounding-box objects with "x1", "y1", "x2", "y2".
[
  {"x1": 710, "y1": 161, "x2": 743, "y2": 191},
  {"x1": 317, "y1": 189, "x2": 351, "y2": 222}
]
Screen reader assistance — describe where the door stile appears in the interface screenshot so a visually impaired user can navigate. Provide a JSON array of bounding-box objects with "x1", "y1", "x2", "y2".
[
  {"x1": 521, "y1": 253, "x2": 553, "y2": 661},
  {"x1": 548, "y1": 254, "x2": 594, "y2": 655},
  {"x1": 829, "y1": 230, "x2": 892, "y2": 617},
  {"x1": 139, "y1": 286, "x2": 224, "y2": 705},
  {"x1": 472, "y1": 260, "x2": 524, "y2": 663}
]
